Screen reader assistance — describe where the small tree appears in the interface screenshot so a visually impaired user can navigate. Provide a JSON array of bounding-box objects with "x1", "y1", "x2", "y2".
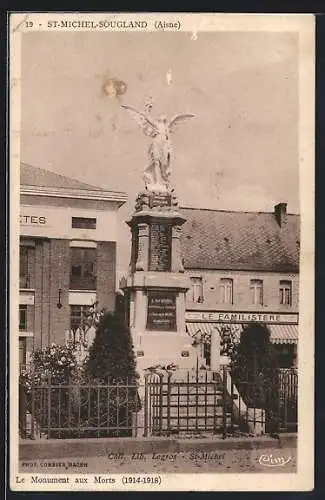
[
  {"x1": 83, "y1": 312, "x2": 141, "y2": 436},
  {"x1": 85, "y1": 312, "x2": 138, "y2": 382},
  {"x1": 231, "y1": 323, "x2": 280, "y2": 432}
]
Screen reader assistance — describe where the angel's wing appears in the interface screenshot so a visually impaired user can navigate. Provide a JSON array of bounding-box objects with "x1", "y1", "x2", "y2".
[
  {"x1": 121, "y1": 105, "x2": 158, "y2": 137},
  {"x1": 169, "y1": 114, "x2": 195, "y2": 133}
]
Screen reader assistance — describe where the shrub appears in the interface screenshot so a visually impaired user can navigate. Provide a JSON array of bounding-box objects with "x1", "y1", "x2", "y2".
[
  {"x1": 19, "y1": 344, "x2": 80, "y2": 438},
  {"x1": 83, "y1": 312, "x2": 141, "y2": 437},
  {"x1": 230, "y1": 323, "x2": 280, "y2": 432}
]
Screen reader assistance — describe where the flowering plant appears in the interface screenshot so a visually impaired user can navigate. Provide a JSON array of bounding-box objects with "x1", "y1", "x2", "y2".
[
  {"x1": 190, "y1": 325, "x2": 241, "y2": 362},
  {"x1": 82, "y1": 302, "x2": 105, "y2": 330},
  {"x1": 219, "y1": 325, "x2": 241, "y2": 359},
  {"x1": 20, "y1": 343, "x2": 79, "y2": 392},
  {"x1": 145, "y1": 363, "x2": 179, "y2": 373}
]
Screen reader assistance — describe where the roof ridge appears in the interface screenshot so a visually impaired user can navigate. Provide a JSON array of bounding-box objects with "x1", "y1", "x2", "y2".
[
  {"x1": 20, "y1": 162, "x2": 107, "y2": 192},
  {"x1": 180, "y1": 206, "x2": 299, "y2": 216}
]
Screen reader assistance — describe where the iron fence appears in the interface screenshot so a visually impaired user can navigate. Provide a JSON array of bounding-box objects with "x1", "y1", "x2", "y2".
[
  {"x1": 225, "y1": 366, "x2": 298, "y2": 434},
  {"x1": 19, "y1": 367, "x2": 297, "y2": 440},
  {"x1": 19, "y1": 377, "x2": 141, "y2": 439},
  {"x1": 278, "y1": 368, "x2": 298, "y2": 432},
  {"x1": 144, "y1": 370, "x2": 231, "y2": 437}
]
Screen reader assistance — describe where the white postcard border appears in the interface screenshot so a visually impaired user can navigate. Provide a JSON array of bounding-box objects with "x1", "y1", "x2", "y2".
[{"x1": 9, "y1": 12, "x2": 315, "y2": 492}]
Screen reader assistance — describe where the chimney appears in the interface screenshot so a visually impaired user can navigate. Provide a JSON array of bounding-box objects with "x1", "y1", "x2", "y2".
[{"x1": 274, "y1": 203, "x2": 287, "y2": 227}]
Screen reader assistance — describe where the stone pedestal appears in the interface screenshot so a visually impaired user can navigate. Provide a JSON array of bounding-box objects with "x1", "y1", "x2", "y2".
[{"x1": 122, "y1": 190, "x2": 198, "y2": 373}]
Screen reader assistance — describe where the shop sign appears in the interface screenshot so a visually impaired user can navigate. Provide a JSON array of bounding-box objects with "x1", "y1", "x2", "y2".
[
  {"x1": 185, "y1": 311, "x2": 298, "y2": 324},
  {"x1": 20, "y1": 215, "x2": 48, "y2": 225}
]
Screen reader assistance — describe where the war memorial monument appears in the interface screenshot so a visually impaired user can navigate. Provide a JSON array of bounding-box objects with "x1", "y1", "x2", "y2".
[{"x1": 121, "y1": 99, "x2": 220, "y2": 374}]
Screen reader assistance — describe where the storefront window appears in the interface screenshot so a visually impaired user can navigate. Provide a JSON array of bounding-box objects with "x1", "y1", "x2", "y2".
[
  {"x1": 280, "y1": 280, "x2": 292, "y2": 305},
  {"x1": 274, "y1": 344, "x2": 295, "y2": 368},
  {"x1": 70, "y1": 305, "x2": 88, "y2": 331},
  {"x1": 250, "y1": 279, "x2": 263, "y2": 305},
  {"x1": 220, "y1": 278, "x2": 233, "y2": 304},
  {"x1": 70, "y1": 248, "x2": 97, "y2": 290}
]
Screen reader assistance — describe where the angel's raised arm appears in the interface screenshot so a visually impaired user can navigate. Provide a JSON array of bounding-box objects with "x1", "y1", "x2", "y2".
[{"x1": 121, "y1": 105, "x2": 158, "y2": 137}]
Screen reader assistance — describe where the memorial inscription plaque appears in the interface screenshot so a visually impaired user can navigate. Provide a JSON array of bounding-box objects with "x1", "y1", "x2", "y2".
[
  {"x1": 146, "y1": 290, "x2": 177, "y2": 331},
  {"x1": 149, "y1": 222, "x2": 171, "y2": 271}
]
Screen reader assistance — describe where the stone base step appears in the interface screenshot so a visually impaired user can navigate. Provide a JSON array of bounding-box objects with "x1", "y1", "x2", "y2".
[{"x1": 151, "y1": 414, "x2": 233, "y2": 433}]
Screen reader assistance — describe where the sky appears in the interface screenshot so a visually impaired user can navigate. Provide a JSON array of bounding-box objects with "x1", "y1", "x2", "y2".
[{"x1": 21, "y1": 30, "x2": 299, "y2": 277}]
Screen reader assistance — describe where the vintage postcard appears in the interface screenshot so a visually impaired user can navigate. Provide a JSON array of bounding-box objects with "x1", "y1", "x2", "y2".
[{"x1": 9, "y1": 12, "x2": 315, "y2": 491}]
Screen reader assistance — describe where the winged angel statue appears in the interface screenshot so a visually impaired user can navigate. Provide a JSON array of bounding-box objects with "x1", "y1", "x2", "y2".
[{"x1": 122, "y1": 102, "x2": 194, "y2": 192}]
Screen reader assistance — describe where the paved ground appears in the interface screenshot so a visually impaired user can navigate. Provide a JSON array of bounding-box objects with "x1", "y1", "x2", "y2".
[{"x1": 20, "y1": 446, "x2": 296, "y2": 474}]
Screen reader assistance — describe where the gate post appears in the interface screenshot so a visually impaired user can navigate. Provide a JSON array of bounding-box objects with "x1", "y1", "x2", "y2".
[
  {"x1": 142, "y1": 372, "x2": 165, "y2": 437},
  {"x1": 158, "y1": 373, "x2": 164, "y2": 434},
  {"x1": 166, "y1": 373, "x2": 172, "y2": 436},
  {"x1": 141, "y1": 373, "x2": 149, "y2": 437},
  {"x1": 222, "y1": 365, "x2": 228, "y2": 439},
  {"x1": 142, "y1": 374, "x2": 149, "y2": 437}
]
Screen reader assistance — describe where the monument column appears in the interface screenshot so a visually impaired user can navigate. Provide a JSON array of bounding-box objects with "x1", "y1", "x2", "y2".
[
  {"x1": 120, "y1": 98, "x2": 198, "y2": 373},
  {"x1": 122, "y1": 190, "x2": 197, "y2": 372},
  {"x1": 171, "y1": 225, "x2": 184, "y2": 272},
  {"x1": 135, "y1": 222, "x2": 149, "y2": 271}
]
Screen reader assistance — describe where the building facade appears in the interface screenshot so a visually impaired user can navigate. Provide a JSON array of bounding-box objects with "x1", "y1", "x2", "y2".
[
  {"x1": 19, "y1": 163, "x2": 127, "y2": 366},
  {"x1": 181, "y1": 203, "x2": 299, "y2": 368}
]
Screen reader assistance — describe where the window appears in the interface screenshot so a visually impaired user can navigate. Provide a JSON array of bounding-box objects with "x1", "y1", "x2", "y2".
[
  {"x1": 274, "y1": 344, "x2": 295, "y2": 369},
  {"x1": 220, "y1": 278, "x2": 233, "y2": 304},
  {"x1": 250, "y1": 279, "x2": 263, "y2": 305},
  {"x1": 72, "y1": 217, "x2": 97, "y2": 230},
  {"x1": 70, "y1": 247, "x2": 97, "y2": 290},
  {"x1": 19, "y1": 246, "x2": 29, "y2": 288},
  {"x1": 19, "y1": 305, "x2": 27, "y2": 330},
  {"x1": 280, "y1": 280, "x2": 292, "y2": 305},
  {"x1": 70, "y1": 305, "x2": 88, "y2": 331},
  {"x1": 19, "y1": 338, "x2": 27, "y2": 367},
  {"x1": 191, "y1": 277, "x2": 204, "y2": 303}
]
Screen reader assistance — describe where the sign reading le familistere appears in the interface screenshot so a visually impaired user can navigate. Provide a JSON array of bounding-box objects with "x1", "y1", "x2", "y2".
[
  {"x1": 147, "y1": 291, "x2": 177, "y2": 331},
  {"x1": 186, "y1": 311, "x2": 299, "y2": 324}
]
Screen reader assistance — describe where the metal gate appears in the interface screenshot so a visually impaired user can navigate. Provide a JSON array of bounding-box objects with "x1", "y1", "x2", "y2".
[{"x1": 144, "y1": 370, "x2": 231, "y2": 436}]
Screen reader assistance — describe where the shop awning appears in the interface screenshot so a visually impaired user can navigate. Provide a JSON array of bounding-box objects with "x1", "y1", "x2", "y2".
[
  {"x1": 186, "y1": 322, "x2": 298, "y2": 345},
  {"x1": 186, "y1": 323, "x2": 216, "y2": 336},
  {"x1": 268, "y1": 324, "x2": 298, "y2": 344}
]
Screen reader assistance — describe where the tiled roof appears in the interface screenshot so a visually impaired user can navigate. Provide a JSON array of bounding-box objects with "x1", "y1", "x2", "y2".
[
  {"x1": 20, "y1": 163, "x2": 105, "y2": 191},
  {"x1": 180, "y1": 207, "x2": 300, "y2": 272}
]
